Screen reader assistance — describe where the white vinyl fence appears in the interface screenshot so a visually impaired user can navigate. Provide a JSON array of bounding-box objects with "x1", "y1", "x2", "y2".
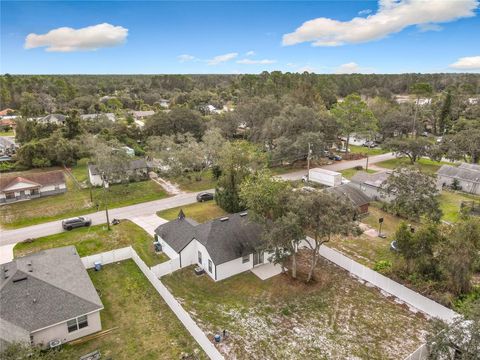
[
  {"x1": 301, "y1": 238, "x2": 459, "y2": 323},
  {"x1": 151, "y1": 257, "x2": 181, "y2": 277},
  {"x1": 81, "y1": 247, "x2": 224, "y2": 360},
  {"x1": 404, "y1": 344, "x2": 429, "y2": 360}
]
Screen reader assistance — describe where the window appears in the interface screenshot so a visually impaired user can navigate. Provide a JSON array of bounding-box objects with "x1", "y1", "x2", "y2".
[
  {"x1": 198, "y1": 251, "x2": 202, "y2": 264},
  {"x1": 67, "y1": 319, "x2": 78, "y2": 333},
  {"x1": 5, "y1": 192, "x2": 15, "y2": 200},
  {"x1": 78, "y1": 315, "x2": 88, "y2": 329},
  {"x1": 242, "y1": 255, "x2": 250, "y2": 263},
  {"x1": 67, "y1": 315, "x2": 89, "y2": 333},
  {"x1": 208, "y1": 259, "x2": 212, "y2": 273}
]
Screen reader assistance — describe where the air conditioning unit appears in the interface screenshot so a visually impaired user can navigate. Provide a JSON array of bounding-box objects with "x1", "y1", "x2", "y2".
[{"x1": 49, "y1": 339, "x2": 62, "y2": 349}]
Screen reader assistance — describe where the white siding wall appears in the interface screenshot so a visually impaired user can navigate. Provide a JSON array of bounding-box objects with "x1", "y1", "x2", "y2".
[
  {"x1": 88, "y1": 168, "x2": 103, "y2": 187},
  {"x1": 216, "y1": 255, "x2": 253, "y2": 281},
  {"x1": 437, "y1": 175, "x2": 480, "y2": 195},
  {"x1": 0, "y1": 193, "x2": 5, "y2": 200},
  {"x1": 31, "y1": 311, "x2": 102, "y2": 347},
  {"x1": 156, "y1": 236, "x2": 180, "y2": 260},
  {"x1": 179, "y1": 240, "x2": 198, "y2": 267},
  {"x1": 195, "y1": 241, "x2": 216, "y2": 280}
]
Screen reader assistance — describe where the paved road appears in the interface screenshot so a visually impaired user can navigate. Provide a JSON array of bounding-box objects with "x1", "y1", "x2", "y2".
[
  {"x1": 278, "y1": 152, "x2": 395, "y2": 181},
  {"x1": 0, "y1": 152, "x2": 395, "y2": 249},
  {"x1": 0, "y1": 191, "x2": 210, "y2": 246}
]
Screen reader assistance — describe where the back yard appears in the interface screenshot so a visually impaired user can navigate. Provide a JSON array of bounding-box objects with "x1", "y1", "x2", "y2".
[
  {"x1": 157, "y1": 200, "x2": 226, "y2": 223},
  {"x1": 50, "y1": 261, "x2": 206, "y2": 360},
  {"x1": 375, "y1": 157, "x2": 452, "y2": 175},
  {"x1": 0, "y1": 167, "x2": 168, "y2": 228},
  {"x1": 13, "y1": 220, "x2": 168, "y2": 267},
  {"x1": 163, "y1": 253, "x2": 430, "y2": 360}
]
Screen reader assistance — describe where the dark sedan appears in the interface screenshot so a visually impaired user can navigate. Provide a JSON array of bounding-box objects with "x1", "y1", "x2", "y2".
[{"x1": 196, "y1": 192, "x2": 214, "y2": 202}]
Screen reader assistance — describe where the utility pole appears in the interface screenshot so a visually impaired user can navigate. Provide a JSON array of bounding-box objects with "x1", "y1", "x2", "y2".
[
  {"x1": 307, "y1": 142, "x2": 312, "y2": 181},
  {"x1": 102, "y1": 172, "x2": 110, "y2": 230},
  {"x1": 366, "y1": 154, "x2": 369, "y2": 171}
]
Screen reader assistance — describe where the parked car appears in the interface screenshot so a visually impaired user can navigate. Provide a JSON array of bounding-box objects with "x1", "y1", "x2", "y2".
[
  {"x1": 327, "y1": 153, "x2": 342, "y2": 161},
  {"x1": 196, "y1": 192, "x2": 214, "y2": 202},
  {"x1": 62, "y1": 216, "x2": 91, "y2": 230},
  {"x1": 362, "y1": 140, "x2": 378, "y2": 148}
]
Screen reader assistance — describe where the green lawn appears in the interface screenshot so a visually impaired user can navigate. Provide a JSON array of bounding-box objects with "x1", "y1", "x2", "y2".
[
  {"x1": 163, "y1": 254, "x2": 430, "y2": 360},
  {"x1": 50, "y1": 261, "x2": 206, "y2": 360},
  {"x1": 13, "y1": 220, "x2": 168, "y2": 267},
  {"x1": 0, "y1": 174, "x2": 168, "y2": 229},
  {"x1": 157, "y1": 200, "x2": 227, "y2": 223},
  {"x1": 171, "y1": 170, "x2": 217, "y2": 192},
  {"x1": 375, "y1": 157, "x2": 452, "y2": 175},
  {"x1": 340, "y1": 167, "x2": 377, "y2": 180},
  {"x1": 69, "y1": 158, "x2": 89, "y2": 184},
  {"x1": 439, "y1": 190, "x2": 480, "y2": 223},
  {"x1": 0, "y1": 130, "x2": 14, "y2": 136},
  {"x1": 349, "y1": 145, "x2": 389, "y2": 156}
]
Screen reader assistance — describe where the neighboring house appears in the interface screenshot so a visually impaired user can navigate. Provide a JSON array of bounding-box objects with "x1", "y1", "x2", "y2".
[
  {"x1": 437, "y1": 164, "x2": 480, "y2": 195},
  {"x1": 0, "y1": 137, "x2": 16, "y2": 156},
  {"x1": 326, "y1": 183, "x2": 371, "y2": 216},
  {"x1": 88, "y1": 159, "x2": 149, "y2": 186},
  {"x1": 0, "y1": 246, "x2": 103, "y2": 349},
  {"x1": 80, "y1": 113, "x2": 116, "y2": 122},
  {"x1": 467, "y1": 97, "x2": 478, "y2": 105},
  {"x1": 155, "y1": 211, "x2": 269, "y2": 281},
  {"x1": 130, "y1": 110, "x2": 155, "y2": 120},
  {"x1": 156, "y1": 99, "x2": 170, "y2": 108},
  {"x1": 350, "y1": 171, "x2": 393, "y2": 201},
  {"x1": 0, "y1": 118, "x2": 16, "y2": 130},
  {"x1": 415, "y1": 98, "x2": 432, "y2": 106},
  {"x1": 0, "y1": 170, "x2": 66, "y2": 204},
  {"x1": 37, "y1": 114, "x2": 66, "y2": 125},
  {"x1": 0, "y1": 108, "x2": 15, "y2": 117}
]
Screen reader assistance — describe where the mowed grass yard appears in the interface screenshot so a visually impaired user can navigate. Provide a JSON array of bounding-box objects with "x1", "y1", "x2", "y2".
[
  {"x1": 439, "y1": 190, "x2": 480, "y2": 223},
  {"x1": 51, "y1": 261, "x2": 206, "y2": 360},
  {"x1": 13, "y1": 220, "x2": 169, "y2": 267},
  {"x1": 170, "y1": 170, "x2": 217, "y2": 192},
  {"x1": 0, "y1": 168, "x2": 168, "y2": 228},
  {"x1": 157, "y1": 200, "x2": 227, "y2": 223},
  {"x1": 163, "y1": 254, "x2": 430, "y2": 360},
  {"x1": 348, "y1": 145, "x2": 389, "y2": 156},
  {"x1": 375, "y1": 157, "x2": 452, "y2": 175},
  {"x1": 340, "y1": 167, "x2": 377, "y2": 180}
]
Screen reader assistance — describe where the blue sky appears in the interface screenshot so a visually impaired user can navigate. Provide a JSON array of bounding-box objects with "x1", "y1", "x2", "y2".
[{"x1": 1, "y1": 0, "x2": 480, "y2": 74}]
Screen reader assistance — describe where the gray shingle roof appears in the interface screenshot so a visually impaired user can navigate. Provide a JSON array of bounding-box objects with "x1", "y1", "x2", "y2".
[
  {"x1": 326, "y1": 183, "x2": 371, "y2": 207},
  {"x1": 351, "y1": 171, "x2": 391, "y2": 188},
  {"x1": 155, "y1": 212, "x2": 264, "y2": 265},
  {"x1": 88, "y1": 159, "x2": 147, "y2": 176},
  {"x1": 437, "y1": 165, "x2": 480, "y2": 183},
  {"x1": 0, "y1": 246, "x2": 103, "y2": 333}
]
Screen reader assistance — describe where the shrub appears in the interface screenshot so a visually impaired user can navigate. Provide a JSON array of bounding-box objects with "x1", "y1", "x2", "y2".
[
  {"x1": 373, "y1": 260, "x2": 392, "y2": 272},
  {"x1": 354, "y1": 165, "x2": 363, "y2": 170}
]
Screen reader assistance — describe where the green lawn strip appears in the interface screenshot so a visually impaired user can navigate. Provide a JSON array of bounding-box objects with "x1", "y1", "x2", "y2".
[
  {"x1": 157, "y1": 200, "x2": 227, "y2": 223},
  {"x1": 349, "y1": 145, "x2": 389, "y2": 156},
  {"x1": 50, "y1": 260, "x2": 206, "y2": 360},
  {"x1": 340, "y1": 168, "x2": 377, "y2": 180},
  {"x1": 0, "y1": 130, "x2": 14, "y2": 136},
  {"x1": 439, "y1": 190, "x2": 480, "y2": 223},
  {"x1": 162, "y1": 260, "x2": 429, "y2": 360},
  {"x1": 13, "y1": 220, "x2": 168, "y2": 267},
  {"x1": 0, "y1": 178, "x2": 168, "y2": 229},
  {"x1": 69, "y1": 158, "x2": 90, "y2": 183},
  {"x1": 375, "y1": 157, "x2": 453, "y2": 175},
  {"x1": 171, "y1": 170, "x2": 217, "y2": 192}
]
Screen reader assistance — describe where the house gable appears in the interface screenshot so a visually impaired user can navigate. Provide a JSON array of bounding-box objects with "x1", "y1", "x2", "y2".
[{"x1": 2, "y1": 179, "x2": 41, "y2": 192}]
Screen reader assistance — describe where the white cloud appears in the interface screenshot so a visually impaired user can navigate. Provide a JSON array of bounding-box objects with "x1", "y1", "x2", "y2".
[
  {"x1": 296, "y1": 66, "x2": 316, "y2": 73},
  {"x1": 358, "y1": 9, "x2": 372, "y2": 16},
  {"x1": 334, "y1": 62, "x2": 375, "y2": 74},
  {"x1": 237, "y1": 58, "x2": 276, "y2": 65},
  {"x1": 417, "y1": 23, "x2": 443, "y2": 32},
  {"x1": 283, "y1": 0, "x2": 478, "y2": 46},
  {"x1": 25, "y1": 23, "x2": 128, "y2": 52},
  {"x1": 207, "y1": 52, "x2": 238, "y2": 65},
  {"x1": 449, "y1": 56, "x2": 480, "y2": 70},
  {"x1": 245, "y1": 50, "x2": 255, "y2": 56},
  {"x1": 178, "y1": 54, "x2": 196, "y2": 62}
]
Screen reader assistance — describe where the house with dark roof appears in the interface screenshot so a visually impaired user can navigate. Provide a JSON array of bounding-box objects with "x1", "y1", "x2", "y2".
[
  {"x1": 0, "y1": 170, "x2": 66, "y2": 204},
  {"x1": 88, "y1": 159, "x2": 148, "y2": 186},
  {"x1": 154, "y1": 211, "x2": 267, "y2": 281},
  {"x1": 437, "y1": 164, "x2": 480, "y2": 195},
  {"x1": 350, "y1": 171, "x2": 394, "y2": 201},
  {"x1": 36, "y1": 114, "x2": 67, "y2": 125},
  {"x1": 0, "y1": 246, "x2": 103, "y2": 349},
  {"x1": 326, "y1": 183, "x2": 371, "y2": 215}
]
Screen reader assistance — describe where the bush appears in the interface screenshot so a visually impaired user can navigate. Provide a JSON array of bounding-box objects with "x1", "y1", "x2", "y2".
[
  {"x1": 373, "y1": 260, "x2": 392, "y2": 272},
  {"x1": 354, "y1": 165, "x2": 363, "y2": 170}
]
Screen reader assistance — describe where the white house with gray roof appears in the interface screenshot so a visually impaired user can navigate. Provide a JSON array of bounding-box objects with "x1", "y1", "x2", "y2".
[
  {"x1": 437, "y1": 163, "x2": 480, "y2": 195},
  {"x1": 0, "y1": 246, "x2": 103, "y2": 350},
  {"x1": 350, "y1": 171, "x2": 394, "y2": 201},
  {"x1": 154, "y1": 211, "x2": 270, "y2": 281}
]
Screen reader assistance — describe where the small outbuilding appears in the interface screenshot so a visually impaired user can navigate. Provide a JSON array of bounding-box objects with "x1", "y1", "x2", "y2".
[{"x1": 326, "y1": 183, "x2": 371, "y2": 216}]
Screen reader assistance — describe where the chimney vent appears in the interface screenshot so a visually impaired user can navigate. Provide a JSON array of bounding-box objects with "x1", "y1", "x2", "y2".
[{"x1": 220, "y1": 217, "x2": 229, "y2": 222}]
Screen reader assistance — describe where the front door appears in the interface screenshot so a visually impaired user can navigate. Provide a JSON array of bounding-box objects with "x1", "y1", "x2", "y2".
[{"x1": 253, "y1": 252, "x2": 264, "y2": 266}]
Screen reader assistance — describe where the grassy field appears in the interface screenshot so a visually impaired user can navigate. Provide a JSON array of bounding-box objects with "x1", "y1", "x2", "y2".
[
  {"x1": 0, "y1": 130, "x2": 14, "y2": 136},
  {"x1": 163, "y1": 254, "x2": 430, "y2": 360},
  {"x1": 375, "y1": 157, "x2": 452, "y2": 175},
  {"x1": 340, "y1": 167, "x2": 376, "y2": 180},
  {"x1": 158, "y1": 200, "x2": 227, "y2": 223},
  {"x1": 349, "y1": 145, "x2": 389, "y2": 156},
  {"x1": 13, "y1": 220, "x2": 168, "y2": 266},
  {"x1": 439, "y1": 190, "x2": 480, "y2": 223},
  {"x1": 69, "y1": 157, "x2": 90, "y2": 184},
  {"x1": 50, "y1": 261, "x2": 206, "y2": 360},
  {"x1": 171, "y1": 170, "x2": 217, "y2": 192},
  {"x1": 0, "y1": 170, "x2": 168, "y2": 228}
]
